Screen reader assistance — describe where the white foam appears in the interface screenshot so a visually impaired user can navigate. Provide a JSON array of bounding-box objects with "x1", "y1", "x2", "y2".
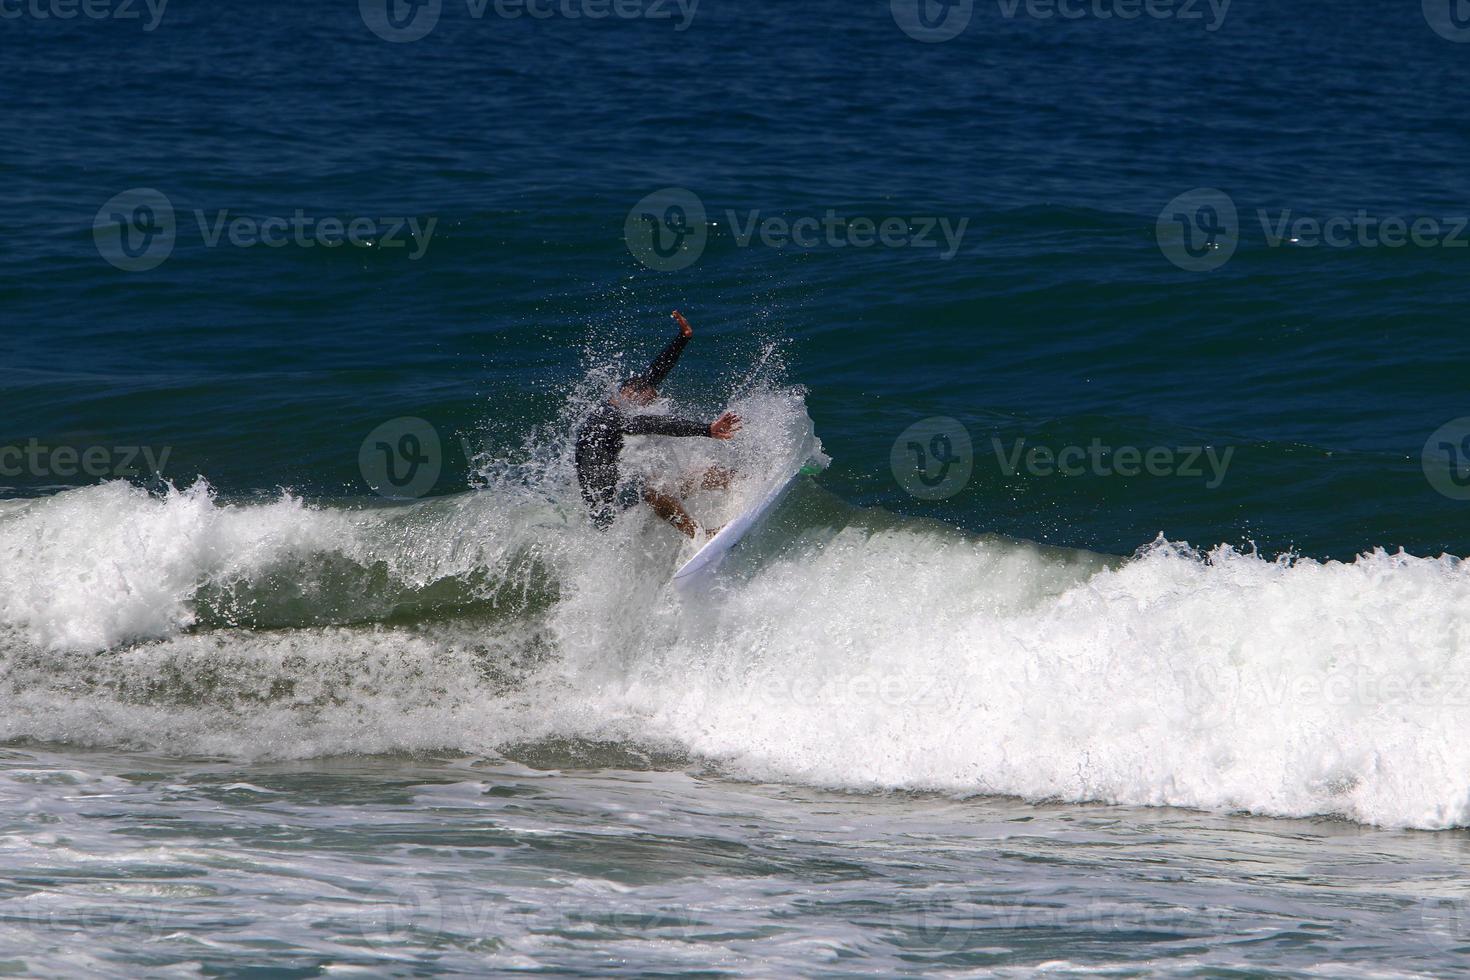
[
  {"x1": 581, "y1": 535, "x2": 1470, "y2": 829},
  {"x1": 5, "y1": 391, "x2": 1470, "y2": 829},
  {"x1": 0, "y1": 481, "x2": 337, "y2": 651}
]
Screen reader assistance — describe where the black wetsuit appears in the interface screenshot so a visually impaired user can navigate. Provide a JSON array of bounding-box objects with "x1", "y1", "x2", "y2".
[{"x1": 574, "y1": 331, "x2": 712, "y2": 528}]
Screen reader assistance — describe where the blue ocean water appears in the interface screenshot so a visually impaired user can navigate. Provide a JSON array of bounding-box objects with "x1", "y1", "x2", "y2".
[
  {"x1": 5, "y1": 1, "x2": 1470, "y2": 975},
  {"x1": 6, "y1": 0, "x2": 1469, "y2": 556}
]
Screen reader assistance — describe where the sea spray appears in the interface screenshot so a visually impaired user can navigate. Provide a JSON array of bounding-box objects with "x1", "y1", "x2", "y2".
[{"x1": 6, "y1": 391, "x2": 1470, "y2": 829}]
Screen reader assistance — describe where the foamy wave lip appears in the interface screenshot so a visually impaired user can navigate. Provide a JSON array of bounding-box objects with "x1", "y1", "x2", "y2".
[
  {"x1": 5, "y1": 480, "x2": 1470, "y2": 829},
  {"x1": 8, "y1": 381, "x2": 1470, "y2": 831},
  {"x1": 0, "y1": 481, "x2": 349, "y2": 652},
  {"x1": 588, "y1": 533, "x2": 1470, "y2": 829}
]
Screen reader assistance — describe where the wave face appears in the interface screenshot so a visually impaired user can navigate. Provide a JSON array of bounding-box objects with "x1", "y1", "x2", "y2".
[{"x1": 4, "y1": 385, "x2": 1470, "y2": 829}]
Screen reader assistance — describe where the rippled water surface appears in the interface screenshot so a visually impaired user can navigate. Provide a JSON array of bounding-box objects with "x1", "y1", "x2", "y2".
[
  {"x1": 6, "y1": 0, "x2": 1470, "y2": 975},
  {"x1": 7, "y1": 746, "x2": 1470, "y2": 976}
]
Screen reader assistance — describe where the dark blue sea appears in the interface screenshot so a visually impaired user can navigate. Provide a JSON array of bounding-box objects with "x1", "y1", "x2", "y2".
[{"x1": 4, "y1": 1, "x2": 1470, "y2": 975}]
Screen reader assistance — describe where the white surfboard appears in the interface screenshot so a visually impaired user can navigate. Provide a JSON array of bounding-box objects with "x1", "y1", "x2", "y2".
[{"x1": 672, "y1": 467, "x2": 805, "y2": 590}]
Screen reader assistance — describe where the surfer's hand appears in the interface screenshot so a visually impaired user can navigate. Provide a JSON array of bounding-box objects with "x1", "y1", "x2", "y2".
[
  {"x1": 709, "y1": 412, "x2": 742, "y2": 440},
  {"x1": 672, "y1": 310, "x2": 693, "y2": 338}
]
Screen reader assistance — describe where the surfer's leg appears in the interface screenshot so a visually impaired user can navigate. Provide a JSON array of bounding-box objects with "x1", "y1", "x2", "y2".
[
  {"x1": 676, "y1": 465, "x2": 735, "y2": 496},
  {"x1": 641, "y1": 486, "x2": 700, "y2": 539}
]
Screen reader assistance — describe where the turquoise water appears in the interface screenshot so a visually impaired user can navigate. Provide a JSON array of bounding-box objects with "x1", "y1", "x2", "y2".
[{"x1": 5, "y1": 0, "x2": 1470, "y2": 974}]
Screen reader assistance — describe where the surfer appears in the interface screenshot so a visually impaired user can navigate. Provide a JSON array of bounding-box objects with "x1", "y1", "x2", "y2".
[{"x1": 575, "y1": 311, "x2": 742, "y2": 537}]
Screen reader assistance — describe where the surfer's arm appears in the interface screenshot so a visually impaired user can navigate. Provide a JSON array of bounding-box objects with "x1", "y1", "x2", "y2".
[
  {"x1": 620, "y1": 414, "x2": 713, "y2": 438},
  {"x1": 620, "y1": 411, "x2": 741, "y2": 439},
  {"x1": 639, "y1": 320, "x2": 692, "y2": 389}
]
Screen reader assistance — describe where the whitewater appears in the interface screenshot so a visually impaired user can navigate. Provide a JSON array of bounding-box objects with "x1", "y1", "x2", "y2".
[{"x1": 3, "y1": 385, "x2": 1469, "y2": 832}]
